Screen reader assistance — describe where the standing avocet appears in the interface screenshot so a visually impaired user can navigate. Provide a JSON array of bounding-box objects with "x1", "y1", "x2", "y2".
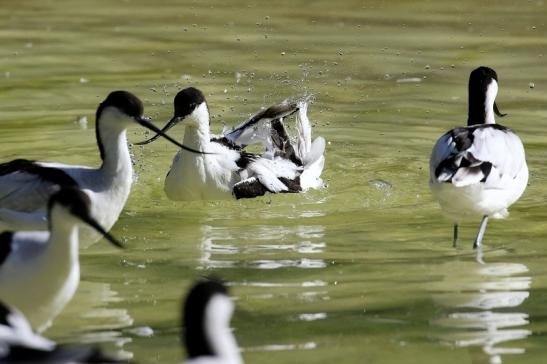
[
  {"x1": 429, "y1": 66, "x2": 528, "y2": 248},
  {"x1": 0, "y1": 90, "x2": 202, "y2": 242},
  {"x1": 0, "y1": 188, "x2": 123, "y2": 332},
  {"x1": 0, "y1": 301, "x2": 124, "y2": 363},
  {"x1": 137, "y1": 87, "x2": 325, "y2": 200},
  {"x1": 182, "y1": 279, "x2": 243, "y2": 364}
]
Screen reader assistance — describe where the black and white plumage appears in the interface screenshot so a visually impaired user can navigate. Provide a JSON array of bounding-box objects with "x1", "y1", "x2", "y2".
[
  {"x1": 0, "y1": 90, "x2": 202, "y2": 243},
  {"x1": 0, "y1": 301, "x2": 125, "y2": 363},
  {"x1": 182, "y1": 279, "x2": 242, "y2": 364},
  {"x1": 0, "y1": 188, "x2": 123, "y2": 332},
  {"x1": 429, "y1": 66, "x2": 528, "y2": 248},
  {"x1": 136, "y1": 87, "x2": 325, "y2": 200}
]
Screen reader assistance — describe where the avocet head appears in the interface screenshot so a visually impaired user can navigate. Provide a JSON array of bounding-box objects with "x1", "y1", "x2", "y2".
[
  {"x1": 183, "y1": 279, "x2": 240, "y2": 362},
  {"x1": 173, "y1": 87, "x2": 208, "y2": 127},
  {"x1": 96, "y1": 90, "x2": 204, "y2": 156},
  {"x1": 48, "y1": 188, "x2": 123, "y2": 249},
  {"x1": 468, "y1": 66, "x2": 506, "y2": 125},
  {"x1": 135, "y1": 87, "x2": 210, "y2": 146}
]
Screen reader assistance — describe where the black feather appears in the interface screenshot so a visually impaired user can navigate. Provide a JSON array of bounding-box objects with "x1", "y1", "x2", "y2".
[{"x1": 0, "y1": 159, "x2": 78, "y2": 187}]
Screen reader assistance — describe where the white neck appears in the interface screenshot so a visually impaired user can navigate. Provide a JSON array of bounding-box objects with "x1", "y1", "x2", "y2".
[
  {"x1": 182, "y1": 103, "x2": 211, "y2": 151},
  {"x1": 47, "y1": 207, "x2": 80, "y2": 265},
  {"x1": 204, "y1": 295, "x2": 242, "y2": 364},
  {"x1": 97, "y1": 117, "x2": 133, "y2": 186},
  {"x1": 484, "y1": 80, "x2": 498, "y2": 124}
]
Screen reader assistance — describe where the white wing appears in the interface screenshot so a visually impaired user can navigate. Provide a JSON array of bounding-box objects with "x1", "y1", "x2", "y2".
[{"x1": 245, "y1": 158, "x2": 299, "y2": 193}]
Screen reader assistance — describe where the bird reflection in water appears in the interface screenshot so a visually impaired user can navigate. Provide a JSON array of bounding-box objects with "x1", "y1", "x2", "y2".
[
  {"x1": 430, "y1": 259, "x2": 531, "y2": 364},
  {"x1": 198, "y1": 222, "x2": 326, "y2": 270}
]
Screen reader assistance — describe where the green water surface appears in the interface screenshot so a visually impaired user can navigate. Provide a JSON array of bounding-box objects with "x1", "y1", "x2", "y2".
[{"x1": 1, "y1": 1, "x2": 547, "y2": 363}]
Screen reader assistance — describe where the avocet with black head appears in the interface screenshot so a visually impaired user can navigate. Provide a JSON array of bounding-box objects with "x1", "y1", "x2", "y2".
[
  {"x1": 430, "y1": 66, "x2": 528, "y2": 248},
  {"x1": 182, "y1": 279, "x2": 242, "y2": 364},
  {"x1": 0, "y1": 188, "x2": 123, "y2": 332},
  {"x1": 136, "y1": 87, "x2": 326, "y2": 200},
  {"x1": 0, "y1": 90, "x2": 202, "y2": 242},
  {"x1": 0, "y1": 301, "x2": 124, "y2": 363}
]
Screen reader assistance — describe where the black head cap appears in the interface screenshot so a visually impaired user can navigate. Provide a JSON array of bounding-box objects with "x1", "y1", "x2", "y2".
[
  {"x1": 96, "y1": 90, "x2": 144, "y2": 121},
  {"x1": 182, "y1": 278, "x2": 228, "y2": 358},
  {"x1": 468, "y1": 66, "x2": 503, "y2": 125},
  {"x1": 469, "y1": 66, "x2": 498, "y2": 86},
  {"x1": 48, "y1": 188, "x2": 91, "y2": 218},
  {"x1": 174, "y1": 87, "x2": 206, "y2": 118}
]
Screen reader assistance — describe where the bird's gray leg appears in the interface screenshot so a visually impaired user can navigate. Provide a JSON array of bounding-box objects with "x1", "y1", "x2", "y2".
[
  {"x1": 453, "y1": 223, "x2": 459, "y2": 248},
  {"x1": 473, "y1": 215, "x2": 489, "y2": 249}
]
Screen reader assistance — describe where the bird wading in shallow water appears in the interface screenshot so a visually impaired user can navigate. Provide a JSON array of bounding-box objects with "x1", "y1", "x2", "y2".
[
  {"x1": 429, "y1": 66, "x2": 528, "y2": 248},
  {"x1": 0, "y1": 90, "x2": 203, "y2": 244},
  {"x1": 182, "y1": 279, "x2": 243, "y2": 364},
  {"x1": 0, "y1": 188, "x2": 123, "y2": 332},
  {"x1": 0, "y1": 301, "x2": 126, "y2": 363},
  {"x1": 136, "y1": 87, "x2": 325, "y2": 201}
]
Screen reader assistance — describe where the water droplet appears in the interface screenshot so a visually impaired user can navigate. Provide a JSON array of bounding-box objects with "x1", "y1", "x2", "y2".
[
  {"x1": 529, "y1": 82, "x2": 535, "y2": 89},
  {"x1": 77, "y1": 116, "x2": 88, "y2": 129}
]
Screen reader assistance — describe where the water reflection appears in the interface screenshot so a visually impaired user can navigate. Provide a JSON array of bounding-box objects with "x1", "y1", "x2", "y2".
[
  {"x1": 198, "y1": 224, "x2": 326, "y2": 270},
  {"x1": 53, "y1": 281, "x2": 134, "y2": 360},
  {"x1": 431, "y1": 260, "x2": 531, "y2": 364},
  {"x1": 198, "y1": 216, "x2": 329, "y2": 355},
  {"x1": 244, "y1": 342, "x2": 317, "y2": 352}
]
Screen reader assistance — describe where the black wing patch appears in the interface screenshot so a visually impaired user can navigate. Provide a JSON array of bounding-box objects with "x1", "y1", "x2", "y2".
[
  {"x1": 228, "y1": 102, "x2": 299, "y2": 136},
  {"x1": 435, "y1": 125, "x2": 506, "y2": 182},
  {"x1": 0, "y1": 159, "x2": 78, "y2": 187},
  {"x1": 233, "y1": 176, "x2": 301, "y2": 199},
  {"x1": 235, "y1": 152, "x2": 259, "y2": 170},
  {"x1": 233, "y1": 178, "x2": 268, "y2": 199},
  {"x1": 0, "y1": 231, "x2": 13, "y2": 266},
  {"x1": 270, "y1": 119, "x2": 303, "y2": 166}
]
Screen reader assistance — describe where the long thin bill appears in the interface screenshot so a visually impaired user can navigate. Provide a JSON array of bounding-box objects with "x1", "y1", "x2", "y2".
[
  {"x1": 494, "y1": 102, "x2": 507, "y2": 117},
  {"x1": 135, "y1": 116, "x2": 181, "y2": 146},
  {"x1": 135, "y1": 117, "x2": 210, "y2": 154},
  {"x1": 81, "y1": 215, "x2": 124, "y2": 249}
]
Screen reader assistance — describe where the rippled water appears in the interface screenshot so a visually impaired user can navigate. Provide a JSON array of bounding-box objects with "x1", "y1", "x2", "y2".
[{"x1": 2, "y1": 0, "x2": 547, "y2": 363}]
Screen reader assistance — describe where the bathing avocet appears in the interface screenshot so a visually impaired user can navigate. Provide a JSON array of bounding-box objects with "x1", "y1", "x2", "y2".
[{"x1": 137, "y1": 87, "x2": 325, "y2": 200}]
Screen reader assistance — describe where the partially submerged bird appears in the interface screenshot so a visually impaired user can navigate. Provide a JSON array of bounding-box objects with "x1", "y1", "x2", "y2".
[
  {"x1": 0, "y1": 301, "x2": 125, "y2": 363},
  {"x1": 136, "y1": 87, "x2": 325, "y2": 200},
  {"x1": 182, "y1": 279, "x2": 243, "y2": 364},
  {"x1": 429, "y1": 66, "x2": 528, "y2": 248},
  {"x1": 0, "y1": 188, "x2": 123, "y2": 332},
  {"x1": 0, "y1": 90, "x2": 202, "y2": 242}
]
